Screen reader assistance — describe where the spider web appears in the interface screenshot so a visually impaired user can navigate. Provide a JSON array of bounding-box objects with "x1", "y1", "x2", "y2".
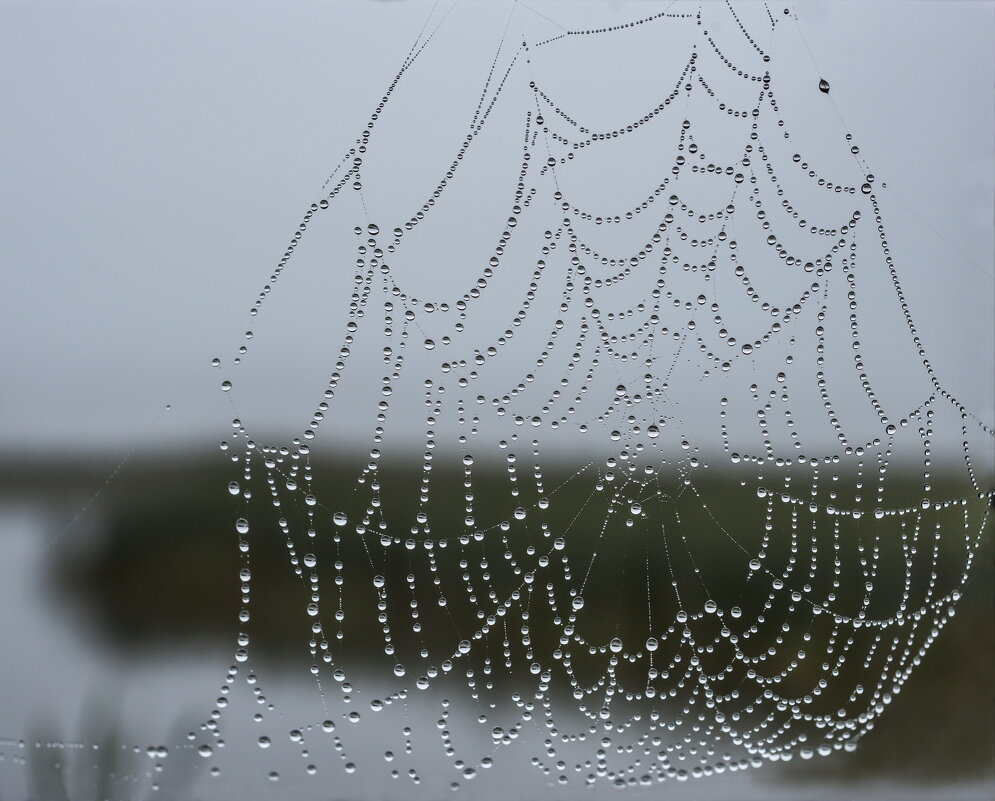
[{"x1": 204, "y1": 0, "x2": 993, "y2": 794}]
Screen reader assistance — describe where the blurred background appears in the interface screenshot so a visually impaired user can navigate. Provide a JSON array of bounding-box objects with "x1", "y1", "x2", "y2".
[{"x1": 0, "y1": 1, "x2": 992, "y2": 799}]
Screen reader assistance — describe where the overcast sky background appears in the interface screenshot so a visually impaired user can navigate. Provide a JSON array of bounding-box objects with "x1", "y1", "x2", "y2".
[{"x1": 0, "y1": 0, "x2": 991, "y2": 462}]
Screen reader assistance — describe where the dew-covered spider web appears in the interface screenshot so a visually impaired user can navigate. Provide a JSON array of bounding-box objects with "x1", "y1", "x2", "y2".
[{"x1": 198, "y1": 1, "x2": 993, "y2": 794}]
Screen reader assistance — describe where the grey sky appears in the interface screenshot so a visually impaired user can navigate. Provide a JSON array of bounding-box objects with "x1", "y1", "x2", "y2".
[{"x1": 0, "y1": 0, "x2": 991, "y2": 462}]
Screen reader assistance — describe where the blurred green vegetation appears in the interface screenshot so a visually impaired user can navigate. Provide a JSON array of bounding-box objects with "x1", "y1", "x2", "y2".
[{"x1": 9, "y1": 453, "x2": 990, "y2": 786}]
